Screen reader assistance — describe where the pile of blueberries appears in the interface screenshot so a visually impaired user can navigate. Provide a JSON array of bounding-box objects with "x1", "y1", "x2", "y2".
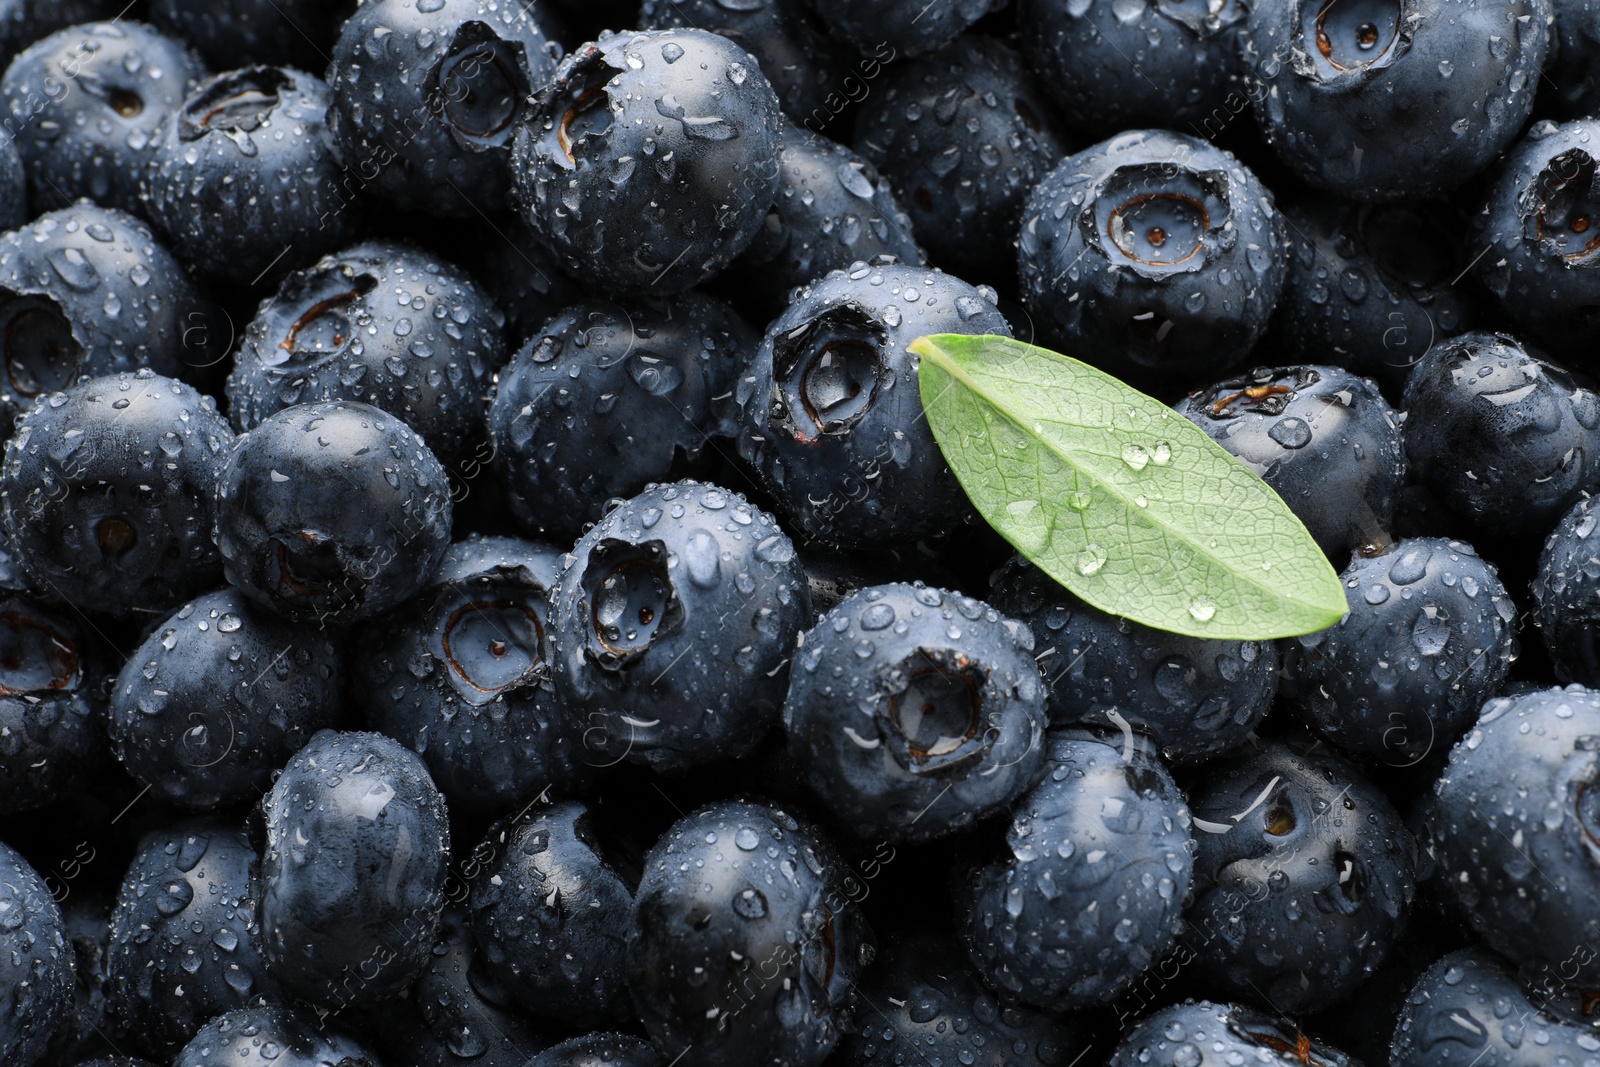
[{"x1": 7, "y1": 0, "x2": 1600, "y2": 1064}]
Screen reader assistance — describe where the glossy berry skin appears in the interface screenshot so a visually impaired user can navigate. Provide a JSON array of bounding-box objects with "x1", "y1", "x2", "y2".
[
  {"x1": 958, "y1": 729, "x2": 1195, "y2": 1012},
  {"x1": 733, "y1": 123, "x2": 923, "y2": 315},
  {"x1": 0, "y1": 204, "x2": 218, "y2": 431},
  {"x1": 1391, "y1": 947, "x2": 1600, "y2": 1066},
  {"x1": 1241, "y1": 0, "x2": 1550, "y2": 201},
  {"x1": 800, "y1": 0, "x2": 998, "y2": 58},
  {"x1": 358, "y1": 535, "x2": 590, "y2": 814},
  {"x1": 487, "y1": 294, "x2": 753, "y2": 540},
  {"x1": 629, "y1": 801, "x2": 873, "y2": 1067},
  {"x1": 832, "y1": 934, "x2": 1096, "y2": 1067},
  {"x1": 148, "y1": 0, "x2": 355, "y2": 71},
  {"x1": 1421, "y1": 684, "x2": 1600, "y2": 988},
  {"x1": 1183, "y1": 740, "x2": 1416, "y2": 1016},
  {"x1": 1402, "y1": 331, "x2": 1600, "y2": 537},
  {"x1": 171, "y1": 1003, "x2": 380, "y2": 1067},
  {"x1": 1476, "y1": 118, "x2": 1600, "y2": 358},
  {"x1": 1282, "y1": 539, "x2": 1516, "y2": 766},
  {"x1": 227, "y1": 241, "x2": 507, "y2": 467},
  {"x1": 0, "y1": 595, "x2": 104, "y2": 813},
  {"x1": 259, "y1": 730, "x2": 451, "y2": 1007},
  {"x1": 1106, "y1": 1000, "x2": 1360, "y2": 1067},
  {"x1": 533, "y1": 1033, "x2": 662, "y2": 1067},
  {"x1": 551, "y1": 481, "x2": 808, "y2": 772},
  {"x1": 1547, "y1": 0, "x2": 1600, "y2": 117},
  {"x1": 1533, "y1": 495, "x2": 1600, "y2": 686},
  {"x1": 989, "y1": 555, "x2": 1277, "y2": 765},
  {"x1": 1177, "y1": 365, "x2": 1407, "y2": 560},
  {"x1": 736, "y1": 261, "x2": 1010, "y2": 548},
  {"x1": 143, "y1": 66, "x2": 356, "y2": 288},
  {"x1": 107, "y1": 588, "x2": 343, "y2": 811},
  {"x1": 512, "y1": 29, "x2": 783, "y2": 294},
  {"x1": 784, "y1": 583, "x2": 1047, "y2": 843},
  {"x1": 104, "y1": 819, "x2": 282, "y2": 1057},
  {"x1": 435, "y1": 214, "x2": 581, "y2": 347},
  {"x1": 327, "y1": 0, "x2": 559, "y2": 215},
  {"x1": 216, "y1": 400, "x2": 453, "y2": 624},
  {"x1": 359, "y1": 908, "x2": 555, "y2": 1067},
  {"x1": 0, "y1": 1, "x2": 127, "y2": 69},
  {"x1": 0, "y1": 841, "x2": 72, "y2": 1067},
  {"x1": 1018, "y1": 129, "x2": 1287, "y2": 391},
  {"x1": 638, "y1": 0, "x2": 848, "y2": 121},
  {"x1": 2, "y1": 371, "x2": 234, "y2": 618},
  {"x1": 0, "y1": 128, "x2": 24, "y2": 231},
  {"x1": 1271, "y1": 198, "x2": 1479, "y2": 398},
  {"x1": 470, "y1": 802, "x2": 634, "y2": 1027},
  {"x1": 0, "y1": 21, "x2": 206, "y2": 215},
  {"x1": 1022, "y1": 0, "x2": 1246, "y2": 137},
  {"x1": 852, "y1": 36, "x2": 1067, "y2": 283}
]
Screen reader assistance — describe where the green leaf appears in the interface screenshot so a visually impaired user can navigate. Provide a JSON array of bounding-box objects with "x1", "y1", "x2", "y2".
[{"x1": 911, "y1": 333, "x2": 1345, "y2": 640}]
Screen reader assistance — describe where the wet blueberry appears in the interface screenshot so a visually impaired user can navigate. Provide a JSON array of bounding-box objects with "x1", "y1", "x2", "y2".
[
  {"x1": 783, "y1": 582, "x2": 1048, "y2": 842},
  {"x1": 0, "y1": 840, "x2": 73, "y2": 1067},
  {"x1": 0, "y1": 595, "x2": 106, "y2": 813}
]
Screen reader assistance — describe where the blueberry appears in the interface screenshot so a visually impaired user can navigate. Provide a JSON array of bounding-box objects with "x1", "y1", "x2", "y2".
[
  {"x1": 638, "y1": 0, "x2": 848, "y2": 121},
  {"x1": 107, "y1": 587, "x2": 343, "y2": 811},
  {"x1": 957, "y1": 728, "x2": 1195, "y2": 1012},
  {"x1": 1270, "y1": 197, "x2": 1479, "y2": 399},
  {"x1": 628, "y1": 800, "x2": 873, "y2": 1067},
  {"x1": 1177, "y1": 365, "x2": 1407, "y2": 560},
  {"x1": 0, "y1": 203, "x2": 220, "y2": 429},
  {"x1": 532, "y1": 1033, "x2": 663, "y2": 1067},
  {"x1": 0, "y1": 21, "x2": 206, "y2": 215},
  {"x1": 1422, "y1": 684, "x2": 1600, "y2": 989},
  {"x1": 357, "y1": 534, "x2": 591, "y2": 813},
  {"x1": 783, "y1": 582, "x2": 1047, "y2": 842},
  {"x1": 736, "y1": 261, "x2": 1010, "y2": 547},
  {"x1": 486, "y1": 294, "x2": 754, "y2": 540},
  {"x1": 358, "y1": 907, "x2": 556, "y2": 1067},
  {"x1": 171, "y1": 1003, "x2": 381, "y2": 1067},
  {"x1": 1401, "y1": 331, "x2": 1600, "y2": 538},
  {"x1": 216, "y1": 400, "x2": 454, "y2": 624},
  {"x1": 549, "y1": 480, "x2": 809, "y2": 773},
  {"x1": 2, "y1": 371, "x2": 234, "y2": 618},
  {"x1": 1533, "y1": 495, "x2": 1600, "y2": 686},
  {"x1": 832, "y1": 934, "x2": 1096, "y2": 1067},
  {"x1": 1018, "y1": 129, "x2": 1287, "y2": 391},
  {"x1": 227, "y1": 240, "x2": 507, "y2": 467},
  {"x1": 143, "y1": 66, "x2": 358, "y2": 289},
  {"x1": 989, "y1": 555, "x2": 1278, "y2": 765},
  {"x1": 511, "y1": 29, "x2": 783, "y2": 294},
  {"x1": 733, "y1": 122, "x2": 923, "y2": 316},
  {"x1": 1182, "y1": 739, "x2": 1416, "y2": 1015},
  {"x1": 1391, "y1": 947, "x2": 1600, "y2": 1066},
  {"x1": 327, "y1": 0, "x2": 560, "y2": 215},
  {"x1": 1241, "y1": 0, "x2": 1550, "y2": 201},
  {"x1": 1021, "y1": 0, "x2": 1247, "y2": 137},
  {"x1": 1105, "y1": 1000, "x2": 1359, "y2": 1067},
  {"x1": 148, "y1": 0, "x2": 356, "y2": 71},
  {"x1": 1282, "y1": 538, "x2": 1516, "y2": 766},
  {"x1": 470, "y1": 801, "x2": 635, "y2": 1027},
  {"x1": 0, "y1": 841, "x2": 73, "y2": 1067},
  {"x1": 0, "y1": 595, "x2": 106, "y2": 813},
  {"x1": 799, "y1": 0, "x2": 999, "y2": 58},
  {"x1": 104, "y1": 818, "x2": 282, "y2": 1057},
  {"x1": 1476, "y1": 118, "x2": 1600, "y2": 358},
  {"x1": 259, "y1": 729, "x2": 451, "y2": 1008},
  {"x1": 852, "y1": 35, "x2": 1067, "y2": 284}
]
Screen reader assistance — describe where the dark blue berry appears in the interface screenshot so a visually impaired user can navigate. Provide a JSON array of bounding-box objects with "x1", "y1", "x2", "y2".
[
  {"x1": 1533, "y1": 494, "x2": 1600, "y2": 686},
  {"x1": 0, "y1": 595, "x2": 105, "y2": 813},
  {"x1": 216, "y1": 400, "x2": 454, "y2": 624},
  {"x1": 0, "y1": 841, "x2": 73, "y2": 1067},
  {"x1": 1105, "y1": 1000, "x2": 1359, "y2": 1067},
  {"x1": 783, "y1": 582, "x2": 1047, "y2": 842},
  {"x1": 171, "y1": 1003, "x2": 381, "y2": 1067}
]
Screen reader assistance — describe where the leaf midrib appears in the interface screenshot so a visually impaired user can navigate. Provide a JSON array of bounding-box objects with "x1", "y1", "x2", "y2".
[{"x1": 923, "y1": 343, "x2": 1322, "y2": 614}]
